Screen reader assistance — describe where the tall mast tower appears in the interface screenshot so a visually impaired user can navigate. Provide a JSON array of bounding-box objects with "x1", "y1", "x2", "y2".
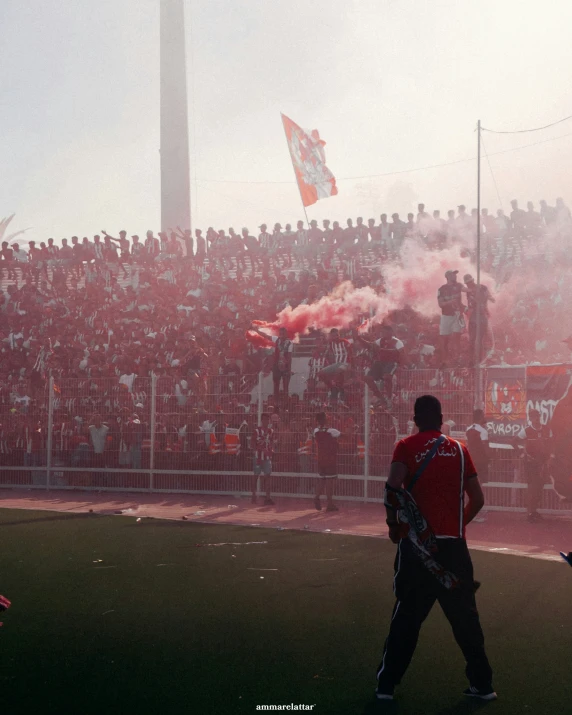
[{"x1": 160, "y1": 0, "x2": 191, "y2": 234}]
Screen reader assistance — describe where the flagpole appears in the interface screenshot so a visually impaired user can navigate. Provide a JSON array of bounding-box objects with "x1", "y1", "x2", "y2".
[{"x1": 281, "y1": 113, "x2": 311, "y2": 228}]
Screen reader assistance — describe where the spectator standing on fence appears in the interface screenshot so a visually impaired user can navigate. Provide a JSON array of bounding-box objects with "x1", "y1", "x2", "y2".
[
  {"x1": 251, "y1": 325, "x2": 293, "y2": 402},
  {"x1": 517, "y1": 408, "x2": 552, "y2": 522},
  {"x1": 251, "y1": 413, "x2": 276, "y2": 506},
  {"x1": 437, "y1": 270, "x2": 466, "y2": 367},
  {"x1": 318, "y1": 328, "x2": 354, "y2": 407},
  {"x1": 313, "y1": 411, "x2": 340, "y2": 512},
  {"x1": 377, "y1": 395, "x2": 495, "y2": 702},
  {"x1": 357, "y1": 324, "x2": 404, "y2": 409}
]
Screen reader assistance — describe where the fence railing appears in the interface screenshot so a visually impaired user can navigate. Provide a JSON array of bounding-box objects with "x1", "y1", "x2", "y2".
[{"x1": 0, "y1": 371, "x2": 569, "y2": 515}]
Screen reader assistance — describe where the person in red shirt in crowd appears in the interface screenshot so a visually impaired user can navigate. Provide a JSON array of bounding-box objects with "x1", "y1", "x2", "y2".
[
  {"x1": 377, "y1": 395, "x2": 495, "y2": 703},
  {"x1": 318, "y1": 328, "x2": 354, "y2": 406},
  {"x1": 251, "y1": 413, "x2": 277, "y2": 506},
  {"x1": 312, "y1": 411, "x2": 340, "y2": 511}
]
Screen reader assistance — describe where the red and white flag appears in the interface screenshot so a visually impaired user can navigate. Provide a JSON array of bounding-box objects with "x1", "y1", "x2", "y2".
[{"x1": 282, "y1": 114, "x2": 338, "y2": 207}]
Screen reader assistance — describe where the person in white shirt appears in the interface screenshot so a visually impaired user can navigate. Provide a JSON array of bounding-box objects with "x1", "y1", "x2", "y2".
[
  {"x1": 11, "y1": 243, "x2": 28, "y2": 279},
  {"x1": 88, "y1": 415, "x2": 109, "y2": 474}
]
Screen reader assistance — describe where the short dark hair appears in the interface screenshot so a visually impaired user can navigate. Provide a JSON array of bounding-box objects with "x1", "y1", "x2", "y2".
[
  {"x1": 260, "y1": 413, "x2": 270, "y2": 421},
  {"x1": 473, "y1": 408, "x2": 485, "y2": 423},
  {"x1": 414, "y1": 395, "x2": 442, "y2": 428},
  {"x1": 316, "y1": 412, "x2": 327, "y2": 425}
]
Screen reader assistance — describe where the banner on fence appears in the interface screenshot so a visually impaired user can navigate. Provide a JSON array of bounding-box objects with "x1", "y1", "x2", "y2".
[
  {"x1": 485, "y1": 367, "x2": 526, "y2": 438},
  {"x1": 525, "y1": 364, "x2": 572, "y2": 425}
]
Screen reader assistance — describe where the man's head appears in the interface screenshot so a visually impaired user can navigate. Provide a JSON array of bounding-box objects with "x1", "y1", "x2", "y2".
[
  {"x1": 407, "y1": 213, "x2": 414, "y2": 222},
  {"x1": 368, "y1": 218, "x2": 375, "y2": 227},
  {"x1": 260, "y1": 224, "x2": 267, "y2": 232},
  {"x1": 381, "y1": 324, "x2": 393, "y2": 337},
  {"x1": 473, "y1": 408, "x2": 485, "y2": 425},
  {"x1": 310, "y1": 220, "x2": 317, "y2": 228},
  {"x1": 511, "y1": 199, "x2": 518, "y2": 209},
  {"x1": 297, "y1": 220, "x2": 304, "y2": 229},
  {"x1": 92, "y1": 413, "x2": 102, "y2": 427},
  {"x1": 458, "y1": 204, "x2": 466, "y2": 215},
  {"x1": 391, "y1": 213, "x2": 399, "y2": 221},
  {"x1": 316, "y1": 411, "x2": 327, "y2": 427},
  {"x1": 418, "y1": 203, "x2": 425, "y2": 213},
  {"x1": 260, "y1": 413, "x2": 270, "y2": 427},
  {"x1": 329, "y1": 328, "x2": 339, "y2": 341},
  {"x1": 463, "y1": 273, "x2": 474, "y2": 286},
  {"x1": 322, "y1": 219, "x2": 330, "y2": 228},
  {"x1": 413, "y1": 395, "x2": 443, "y2": 431},
  {"x1": 278, "y1": 327, "x2": 288, "y2": 339},
  {"x1": 357, "y1": 217, "x2": 364, "y2": 225},
  {"x1": 527, "y1": 201, "x2": 534, "y2": 211},
  {"x1": 433, "y1": 210, "x2": 440, "y2": 219},
  {"x1": 448, "y1": 210, "x2": 455, "y2": 219},
  {"x1": 346, "y1": 218, "x2": 353, "y2": 227},
  {"x1": 445, "y1": 269, "x2": 459, "y2": 284}
]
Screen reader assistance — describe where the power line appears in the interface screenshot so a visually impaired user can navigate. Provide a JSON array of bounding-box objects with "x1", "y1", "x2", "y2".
[
  {"x1": 481, "y1": 113, "x2": 572, "y2": 134},
  {"x1": 196, "y1": 130, "x2": 572, "y2": 185}
]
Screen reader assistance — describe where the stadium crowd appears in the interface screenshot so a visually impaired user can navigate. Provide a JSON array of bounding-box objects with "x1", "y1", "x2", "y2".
[{"x1": 0, "y1": 197, "x2": 570, "y2": 475}]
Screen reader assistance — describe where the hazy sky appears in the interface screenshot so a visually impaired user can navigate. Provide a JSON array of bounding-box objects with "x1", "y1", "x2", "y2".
[{"x1": 2, "y1": 0, "x2": 572, "y2": 242}]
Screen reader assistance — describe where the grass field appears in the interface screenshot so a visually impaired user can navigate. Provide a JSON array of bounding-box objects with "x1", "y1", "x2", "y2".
[{"x1": 0, "y1": 508, "x2": 571, "y2": 715}]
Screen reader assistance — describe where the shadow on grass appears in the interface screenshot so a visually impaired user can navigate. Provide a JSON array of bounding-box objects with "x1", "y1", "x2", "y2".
[{"x1": 0, "y1": 512, "x2": 97, "y2": 527}]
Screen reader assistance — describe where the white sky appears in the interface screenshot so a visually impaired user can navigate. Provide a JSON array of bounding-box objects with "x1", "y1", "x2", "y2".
[{"x1": 2, "y1": 0, "x2": 572, "y2": 242}]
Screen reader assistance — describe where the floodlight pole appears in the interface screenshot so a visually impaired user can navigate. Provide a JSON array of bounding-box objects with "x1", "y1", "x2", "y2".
[{"x1": 475, "y1": 119, "x2": 483, "y2": 407}]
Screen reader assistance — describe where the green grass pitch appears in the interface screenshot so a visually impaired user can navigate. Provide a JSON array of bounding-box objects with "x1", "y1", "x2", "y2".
[{"x1": 0, "y1": 509, "x2": 570, "y2": 714}]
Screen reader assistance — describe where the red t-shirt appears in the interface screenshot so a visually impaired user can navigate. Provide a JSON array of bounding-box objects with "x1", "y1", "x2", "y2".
[{"x1": 392, "y1": 429, "x2": 477, "y2": 538}]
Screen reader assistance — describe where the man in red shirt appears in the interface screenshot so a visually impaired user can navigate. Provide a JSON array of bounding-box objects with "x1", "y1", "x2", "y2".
[
  {"x1": 313, "y1": 411, "x2": 340, "y2": 511},
  {"x1": 251, "y1": 413, "x2": 277, "y2": 506},
  {"x1": 377, "y1": 395, "x2": 495, "y2": 702}
]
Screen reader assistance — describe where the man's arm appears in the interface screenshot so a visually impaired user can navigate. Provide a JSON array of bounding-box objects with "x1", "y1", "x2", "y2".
[
  {"x1": 385, "y1": 461, "x2": 408, "y2": 542},
  {"x1": 385, "y1": 461, "x2": 407, "y2": 522},
  {"x1": 464, "y1": 476, "x2": 485, "y2": 525}
]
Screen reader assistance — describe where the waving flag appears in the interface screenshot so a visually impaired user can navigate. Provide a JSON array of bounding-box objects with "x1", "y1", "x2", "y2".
[{"x1": 282, "y1": 114, "x2": 338, "y2": 207}]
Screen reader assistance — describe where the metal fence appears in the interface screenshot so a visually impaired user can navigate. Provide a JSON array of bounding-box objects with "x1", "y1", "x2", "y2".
[{"x1": 0, "y1": 371, "x2": 570, "y2": 515}]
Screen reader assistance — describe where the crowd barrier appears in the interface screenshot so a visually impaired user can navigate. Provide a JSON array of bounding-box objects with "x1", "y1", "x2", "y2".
[{"x1": 0, "y1": 371, "x2": 570, "y2": 516}]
